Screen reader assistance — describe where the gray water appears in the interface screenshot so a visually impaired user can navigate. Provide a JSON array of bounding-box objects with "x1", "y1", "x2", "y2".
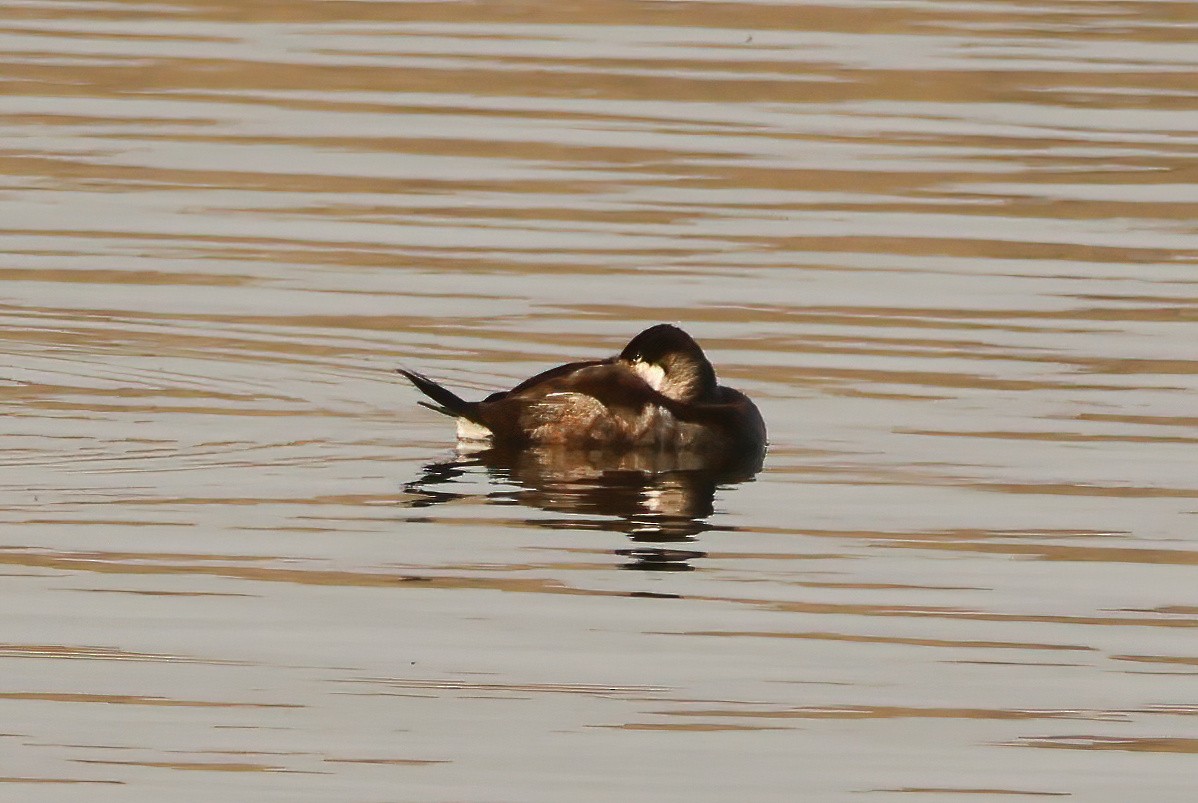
[{"x1": 2, "y1": 1, "x2": 1197, "y2": 800}]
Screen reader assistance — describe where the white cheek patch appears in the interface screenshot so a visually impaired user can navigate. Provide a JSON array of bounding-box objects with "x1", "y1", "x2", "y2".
[{"x1": 632, "y1": 361, "x2": 666, "y2": 392}]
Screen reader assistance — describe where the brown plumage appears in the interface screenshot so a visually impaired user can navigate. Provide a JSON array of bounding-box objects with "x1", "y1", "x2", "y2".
[{"x1": 398, "y1": 324, "x2": 766, "y2": 452}]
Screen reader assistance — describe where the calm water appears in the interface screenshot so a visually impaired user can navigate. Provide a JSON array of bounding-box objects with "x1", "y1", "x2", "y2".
[{"x1": 2, "y1": 1, "x2": 1197, "y2": 800}]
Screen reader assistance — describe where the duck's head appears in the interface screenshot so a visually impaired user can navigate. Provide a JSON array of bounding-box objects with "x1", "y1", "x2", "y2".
[{"x1": 619, "y1": 324, "x2": 718, "y2": 402}]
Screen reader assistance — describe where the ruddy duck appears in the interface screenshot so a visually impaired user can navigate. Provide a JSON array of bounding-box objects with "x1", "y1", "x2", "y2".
[{"x1": 398, "y1": 324, "x2": 766, "y2": 452}]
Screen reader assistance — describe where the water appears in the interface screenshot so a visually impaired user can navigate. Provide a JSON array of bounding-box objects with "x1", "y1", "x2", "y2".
[{"x1": 2, "y1": 1, "x2": 1197, "y2": 800}]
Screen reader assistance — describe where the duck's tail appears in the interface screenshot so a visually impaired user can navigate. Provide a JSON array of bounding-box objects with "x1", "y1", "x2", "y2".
[{"x1": 396, "y1": 369, "x2": 480, "y2": 420}]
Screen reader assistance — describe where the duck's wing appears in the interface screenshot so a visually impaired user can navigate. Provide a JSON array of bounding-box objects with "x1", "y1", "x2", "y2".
[
  {"x1": 527, "y1": 361, "x2": 665, "y2": 406},
  {"x1": 501, "y1": 358, "x2": 614, "y2": 396},
  {"x1": 469, "y1": 362, "x2": 648, "y2": 443}
]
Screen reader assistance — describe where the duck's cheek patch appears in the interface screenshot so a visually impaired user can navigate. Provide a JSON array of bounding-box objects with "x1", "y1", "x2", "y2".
[{"x1": 633, "y1": 361, "x2": 666, "y2": 392}]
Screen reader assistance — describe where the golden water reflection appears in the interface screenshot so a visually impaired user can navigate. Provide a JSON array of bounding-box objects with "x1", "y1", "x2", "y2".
[
  {"x1": 3, "y1": 0, "x2": 1198, "y2": 799},
  {"x1": 403, "y1": 444, "x2": 764, "y2": 568}
]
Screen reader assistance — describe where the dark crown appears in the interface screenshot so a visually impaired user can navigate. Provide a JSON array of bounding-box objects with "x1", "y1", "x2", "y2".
[{"x1": 620, "y1": 324, "x2": 701, "y2": 364}]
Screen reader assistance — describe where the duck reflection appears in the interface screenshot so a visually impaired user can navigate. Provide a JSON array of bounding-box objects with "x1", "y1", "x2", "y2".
[{"x1": 403, "y1": 445, "x2": 763, "y2": 571}]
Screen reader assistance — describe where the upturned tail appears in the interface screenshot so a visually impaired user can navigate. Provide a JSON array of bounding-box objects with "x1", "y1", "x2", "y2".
[{"x1": 396, "y1": 369, "x2": 480, "y2": 420}]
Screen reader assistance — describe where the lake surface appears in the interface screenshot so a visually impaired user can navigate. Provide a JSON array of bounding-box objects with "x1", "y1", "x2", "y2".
[{"x1": 2, "y1": 1, "x2": 1197, "y2": 800}]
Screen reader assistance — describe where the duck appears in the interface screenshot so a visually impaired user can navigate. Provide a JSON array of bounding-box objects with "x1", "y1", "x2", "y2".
[{"x1": 397, "y1": 324, "x2": 766, "y2": 452}]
